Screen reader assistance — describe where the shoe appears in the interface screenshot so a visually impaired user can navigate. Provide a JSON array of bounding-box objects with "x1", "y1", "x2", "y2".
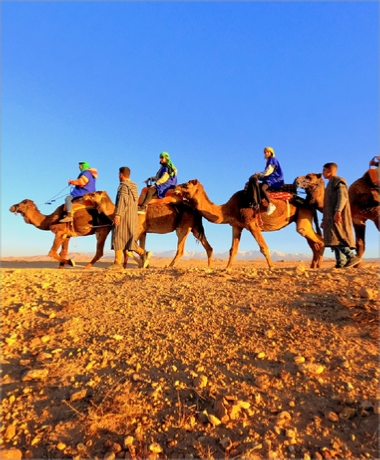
[
  {"x1": 138, "y1": 206, "x2": 146, "y2": 215},
  {"x1": 344, "y1": 256, "x2": 361, "y2": 268},
  {"x1": 142, "y1": 251, "x2": 152, "y2": 268},
  {"x1": 106, "y1": 263, "x2": 123, "y2": 271},
  {"x1": 266, "y1": 203, "x2": 276, "y2": 216}
]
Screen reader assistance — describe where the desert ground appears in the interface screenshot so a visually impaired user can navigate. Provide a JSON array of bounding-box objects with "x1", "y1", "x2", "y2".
[{"x1": 1, "y1": 257, "x2": 379, "y2": 460}]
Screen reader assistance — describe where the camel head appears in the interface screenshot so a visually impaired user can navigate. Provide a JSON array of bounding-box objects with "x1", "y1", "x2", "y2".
[
  {"x1": 9, "y1": 199, "x2": 39, "y2": 224},
  {"x1": 83, "y1": 191, "x2": 109, "y2": 206},
  {"x1": 174, "y1": 179, "x2": 201, "y2": 202},
  {"x1": 83, "y1": 191, "x2": 114, "y2": 217},
  {"x1": 10, "y1": 199, "x2": 39, "y2": 214},
  {"x1": 294, "y1": 173, "x2": 324, "y2": 210}
]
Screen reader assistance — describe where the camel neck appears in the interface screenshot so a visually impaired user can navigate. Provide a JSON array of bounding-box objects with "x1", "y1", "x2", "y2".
[{"x1": 193, "y1": 193, "x2": 228, "y2": 224}]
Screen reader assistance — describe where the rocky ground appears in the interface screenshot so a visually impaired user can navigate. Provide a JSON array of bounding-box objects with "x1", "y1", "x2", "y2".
[{"x1": 1, "y1": 258, "x2": 379, "y2": 460}]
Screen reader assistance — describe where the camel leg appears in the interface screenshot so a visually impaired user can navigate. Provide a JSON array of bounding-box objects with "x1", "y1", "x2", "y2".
[
  {"x1": 134, "y1": 233, "x2": 147, "y2": 268},
  {"x1": 246, "y1": 223, "x2": 274, "y2": 269},
  {"x1": 124, "y1": 251, "x2": 142, "y2": 268},
  {"x1": 84, "y1": 229, "x2": 109, "y2": 269},
  {"x1": 168, "y1": 227, "x2": 192, "y2": 267},
  {"x1": 123, "y1": 251, "x2": 129, "y2": 269},
  {"x1": 353, "y1": 222, "x2": 366, "y2": 260},
  {"x1": 305, "y1": 238, "x2": 325, "y2": 269},
  {"x1": 374, "y1": 217, "x2": 380, "y2": 232},
  {"x1": 48, "y1": 234, "x2": 73, "y2": 267},
  {"x1": 191, "y1": 226, "x2": 214, "y2": 268},
  {"x1": 58, "y1": 239, "x2": 70, "y2": 269},
  {"x1": 296, "y1": 210, "x2": 324, "y2": 268},
  {"x1": 226, "y1": 227, "x2": 243, "y2": 269}
]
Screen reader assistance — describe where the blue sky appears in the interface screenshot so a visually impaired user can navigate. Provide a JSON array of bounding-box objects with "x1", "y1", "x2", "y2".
[{"x1": 1, "y1": 1, "x2": 379, "y2": 259}]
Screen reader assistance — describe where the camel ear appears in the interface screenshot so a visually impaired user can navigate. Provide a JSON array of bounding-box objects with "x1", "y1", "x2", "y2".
[
  {"x1": 189, "y1": 179, "x2": 199, "y2": 185},
  {"x1": 316, "y1": 173, "x2": 322, "y2": 179}
]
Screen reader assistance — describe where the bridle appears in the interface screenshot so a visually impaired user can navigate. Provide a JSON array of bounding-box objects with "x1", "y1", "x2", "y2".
[{"x1": 294, "y1": 177, "x2": 323, "y2": 194}]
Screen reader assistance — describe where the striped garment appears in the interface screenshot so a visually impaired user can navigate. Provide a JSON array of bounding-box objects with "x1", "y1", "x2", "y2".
[{"x1": 111, "y1": 180, "x2": 140, "y2": 251}]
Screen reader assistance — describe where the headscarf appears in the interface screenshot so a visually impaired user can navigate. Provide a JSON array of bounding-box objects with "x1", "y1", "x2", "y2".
[
  {"x1": 79, "y1": 161, "x2": 90, "y2": 171},
  {"x1": 160, "y1": 152, "x2": 177, "y2": 177},
  {"x1": 264, "y1": 147, "x2": 275, "y2": 157}
]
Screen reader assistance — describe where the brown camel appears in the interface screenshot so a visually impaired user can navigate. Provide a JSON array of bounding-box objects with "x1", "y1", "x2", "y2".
[
  {"x1": 349, "y1": 171, "x2": 380, "y2": 259},
  {"x1": 9, "y1": 199, "x2": 113, "y2": 269},
  {"x1": 84, "y1": 191, "x2": 214, "y2": 267},
  {"x1": 174, "y1": 173, "x2": 325, "y2": 269}
]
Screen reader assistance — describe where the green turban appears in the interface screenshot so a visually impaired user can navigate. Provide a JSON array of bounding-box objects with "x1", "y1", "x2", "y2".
[
  {"x1": 79, "y1": 161, "x2": 90, "y2": 170},
  {"x1": 159, "y1": 152, "x2": 177, "y2": 177}
]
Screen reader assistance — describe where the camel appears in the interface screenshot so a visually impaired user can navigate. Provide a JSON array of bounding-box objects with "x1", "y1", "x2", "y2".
[
  {"x1": 83, "y1": 191, "x2": 214, "y2": 267},
  {"x1": 174, "y1": 173, "x2": 325, "y2": 269},
  {"x1": 349, "y1": 170, "x2": 380, "y2": 260},
  {"x1": 9, "y1": 199, "x2": 113, "y2": 269}
]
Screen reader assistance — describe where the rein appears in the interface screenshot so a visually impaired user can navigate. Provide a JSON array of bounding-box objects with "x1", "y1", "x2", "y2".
[{"x1": 45, "y1": 186, "x2": 71, "y2": 205}]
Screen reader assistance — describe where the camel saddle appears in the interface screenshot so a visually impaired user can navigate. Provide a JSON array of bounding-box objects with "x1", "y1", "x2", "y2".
[
  {"x1": 267, "y1": 183, "x2": 297, "y2": 201},
  {"x1": 367, "y1": 168, "x2": 380, "y2": 188},
  {"x1": 138, "y1": 187, "x2": 181, "y2": 206},
  {"x1": 63, "y1": 197, "x2": 96, "y2": 213}
]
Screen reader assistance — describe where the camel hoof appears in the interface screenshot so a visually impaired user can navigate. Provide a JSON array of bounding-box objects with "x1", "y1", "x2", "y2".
[
  {"x1": 69, "y1": 259, "x2": 76, "y2": 267},
  {"x1": 142, "y1": 251, "x2": 152, "y2": 269}
]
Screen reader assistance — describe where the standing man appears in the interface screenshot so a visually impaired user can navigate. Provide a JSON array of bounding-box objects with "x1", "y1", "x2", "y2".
[
  {"x1": 108, "y1": 166, "x2": 151, "y2": 270},
  {"x1": 321, "y1": 162, "x2": 361, "y2": 268},
  {"x1": 60, "y1": 161, "x2": 98, "y2": 223}
]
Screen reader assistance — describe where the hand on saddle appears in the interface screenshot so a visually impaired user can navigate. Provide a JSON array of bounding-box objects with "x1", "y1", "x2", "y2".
[{"x1": 249, "y1": 173, "x2": 260, "y2": 181}]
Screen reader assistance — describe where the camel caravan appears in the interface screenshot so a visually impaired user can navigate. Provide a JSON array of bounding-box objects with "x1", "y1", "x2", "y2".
[{"x1": 10, "y1": 153, "x2": 379, "y2": 270}]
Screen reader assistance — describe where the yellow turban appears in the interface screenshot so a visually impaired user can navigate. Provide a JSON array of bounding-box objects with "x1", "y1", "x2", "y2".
[{"x1": 264, "y1": 147, "x2": 275, "y2": 157}]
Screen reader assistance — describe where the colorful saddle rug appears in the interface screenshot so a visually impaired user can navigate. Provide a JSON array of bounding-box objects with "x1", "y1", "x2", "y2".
[
  {"x1": 138, "y1": 188, "x2": 180, "y2": 206},
  {"x1": 267, "y1": 184, "x2": 297, "y2": 201}
]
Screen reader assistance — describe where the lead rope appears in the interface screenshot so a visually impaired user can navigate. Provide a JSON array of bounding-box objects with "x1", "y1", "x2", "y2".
[{"x1": 256, "y1": 210, "x2": 264, "y2": 227}]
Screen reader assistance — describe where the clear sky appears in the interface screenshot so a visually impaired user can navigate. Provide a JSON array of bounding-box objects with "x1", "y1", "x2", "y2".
[{"x1": 1, "y1": 1, "x2": 379, "y2": 259}]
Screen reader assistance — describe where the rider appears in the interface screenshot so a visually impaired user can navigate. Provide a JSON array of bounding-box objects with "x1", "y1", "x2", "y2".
[
  {"x1": 138, "y1": 152, "x2": 178, "y2": 214},
  {"x1": 250, "y1": 147, "x2": 284, "y2": 216},
  {"x1": 60, "y1": 161, "x2": 98, "y2": 223}
]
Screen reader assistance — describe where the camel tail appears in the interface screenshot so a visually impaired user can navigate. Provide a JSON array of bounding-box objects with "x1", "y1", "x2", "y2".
[{"x1": 313, "y1": 208, "x2": 322, "y2": 237}]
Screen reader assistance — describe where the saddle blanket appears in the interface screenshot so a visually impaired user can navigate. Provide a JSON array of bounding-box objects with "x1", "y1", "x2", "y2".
[
  {"x1": 267, "y1": 183, "x2": 296, "y2": 201},
  {"x1": 63, "y1": 197, "x2": 95, "y2": 212},
  {"x1": 138, "y1": 188, "x2": 180, "y2": 206},
  {"x1": 268, "y1": 191, "x2": 294, "y2": 200}
]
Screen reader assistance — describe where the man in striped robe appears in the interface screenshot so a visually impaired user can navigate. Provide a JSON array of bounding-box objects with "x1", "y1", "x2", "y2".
[
  {"x1": 321, "y1": 162, "x2": 361, "y2": 268},
  {"x1": 108, "y1": 166, "x2": 151, "y2": 270}
]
